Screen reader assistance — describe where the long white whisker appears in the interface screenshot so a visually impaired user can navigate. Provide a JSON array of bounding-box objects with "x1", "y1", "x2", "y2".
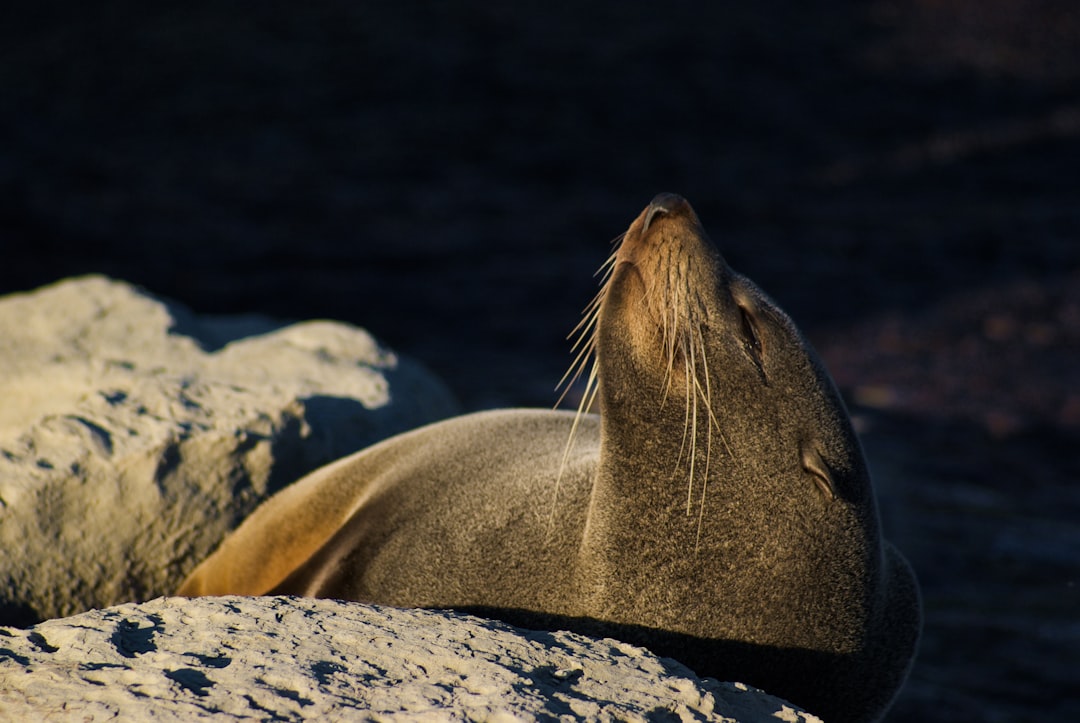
[
  {"x1": 686, "y1": 335, "x2": 698, "y2": 516},
  {"x1": 675, "y1": 329, "x2": 693, "y2": 490},
  {"x1": 550, "y1": 362, "x2": 596, "y2": 536},
  {"x1": 695, "y1": 331, "x2": 714, "y2": 551},
  {"x1": 661, "y1": 277, "x2": 679, "y2": 408},
  {"x1": 550, "y1": 239, "x2": 622, "y2": 536}
]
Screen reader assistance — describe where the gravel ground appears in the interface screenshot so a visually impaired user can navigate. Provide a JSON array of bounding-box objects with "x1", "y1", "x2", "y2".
[{"x1": 3, "y1": 2, "x2": 1078, "y2": 721}]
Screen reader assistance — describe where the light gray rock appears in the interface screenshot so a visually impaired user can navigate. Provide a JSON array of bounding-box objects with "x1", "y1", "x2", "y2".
[
  {"x1": 0, "y1": 596, "x2": 821, "y2": 722},
  {"x1": 0, "y1": 276, "x2": 458, "y2": 626}
]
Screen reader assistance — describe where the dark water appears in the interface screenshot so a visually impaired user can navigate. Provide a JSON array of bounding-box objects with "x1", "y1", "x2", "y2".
[{"x1": 3, "y1": 3, "x2": 1078, "y2": 720}]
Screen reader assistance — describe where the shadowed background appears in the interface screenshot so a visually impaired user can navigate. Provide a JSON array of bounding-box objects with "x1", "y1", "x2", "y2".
[{"x1": 3, "y1": 2, "x2": 1078, "y2": 720}]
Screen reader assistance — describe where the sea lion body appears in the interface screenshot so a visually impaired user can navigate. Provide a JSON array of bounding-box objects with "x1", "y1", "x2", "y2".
[
  {"x1": 180, "y1": 409, "x2": 597, "y2": 610},
  {"x1": 179, "y1": 194, "x2": 920, "y2": 723}
]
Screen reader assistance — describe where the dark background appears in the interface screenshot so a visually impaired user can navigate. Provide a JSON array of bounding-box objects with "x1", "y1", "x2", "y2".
[{"x1": 3, "y1": 2, "x2": 1078, "y2": 720}]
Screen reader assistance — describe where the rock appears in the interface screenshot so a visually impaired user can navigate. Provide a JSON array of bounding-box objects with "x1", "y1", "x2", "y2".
[
  {"x1": 0, "y1": 276, "x2": 458, "y2": 626},
  {"x1": 0, "y1": 596, "x2": 821, "y2": 722}
]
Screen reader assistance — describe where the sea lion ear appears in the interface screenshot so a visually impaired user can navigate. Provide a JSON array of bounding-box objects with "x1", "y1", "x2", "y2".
[{"x1": 800, "y1": 442, "x2": 836, "y2": 500}]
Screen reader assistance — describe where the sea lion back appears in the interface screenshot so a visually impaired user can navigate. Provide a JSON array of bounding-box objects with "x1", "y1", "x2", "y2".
[{"x1": 177, "y1": 409, "x2": 597, "y2": 606}]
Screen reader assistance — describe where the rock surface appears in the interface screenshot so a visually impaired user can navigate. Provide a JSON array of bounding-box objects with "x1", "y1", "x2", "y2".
[
  {"x1": 0, "y1": 277, "x2": 458, "y2": 627},
  {"x1": 0, "y1": 596, "x2": 821, "y2": 722}
]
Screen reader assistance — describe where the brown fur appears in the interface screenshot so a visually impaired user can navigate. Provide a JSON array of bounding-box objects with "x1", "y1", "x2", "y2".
[{"x1": 179, "y1": 194, "x2": 920, "y2": 722}]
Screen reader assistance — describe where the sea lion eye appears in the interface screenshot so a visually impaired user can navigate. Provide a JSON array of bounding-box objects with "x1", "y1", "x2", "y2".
[
  {"x1": 739, "y1": 307, "x2": 761, "y2": 355},
  {"x1": 738, "y1": 306, "x2": 765, "y2": 378}
]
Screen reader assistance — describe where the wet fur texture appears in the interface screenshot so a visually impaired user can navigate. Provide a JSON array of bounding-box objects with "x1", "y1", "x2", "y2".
[{"x1": 179, "y1": 194, "x2": 921, "y2": 723}]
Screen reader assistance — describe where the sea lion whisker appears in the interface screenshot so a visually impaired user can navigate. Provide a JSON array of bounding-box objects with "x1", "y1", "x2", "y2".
[
  {"x1": 556, "y1": 274, "x2": 608, "y2": 406},
  {"x1": 683, "y1": 320, "x2": 724, "y2": 445},
  {"x1": 689, "y1": 336, "x2": 730, "y2": 464},
  {"x1": 685, "y1": 334, "x2": 700, "y2": 516},
  {"x1": 606, "y1": 231, "x2": 627, "y2": 250},
  {"x1": 581, "y1": 360, "x2": 601, "y2": 415},
  {"x1": 557, "y1": 334, "x2": 596, "y2": 394},
  {"x1": 697, "y1": 374, "x2": 730, "y2": 461},
  {"x1": 675, "y1": 342, "x2": 694, "y2": 494},
  {"x1": 555, "y1": 305, "x2": 599, "y2": 405},
  {"x1": 552, "y1": 239, "x2": 608, "y2": 523},
  {"x1": 694, "y1": 422, "x2": 712, "y2": 552},
  {"x1": 565, "y1": 246, "x2": 616, "y2": 344},
  {"x1": 659, "y1": 313, "x2": 679, "y2": 409},
  {"x1": 565, "y1": 314, "x2": 596, "y2": 352},
  {"x1": 595, "y1": 254, "x2": 619, "y2": 280},
  {"x1": 692, "y1": 365, "x2": 735, "y2": 515},
  {"x1": 565, "y1": 290, "x2": 605, "y2": 348},
  {"x1": 694, "y1": 331, "x2": 716, "y2": 551},
  {"x1": 550, "y1": 355, "x2": 600, "y2": 536},
  {"x1": 668, "y1": 285, "x2": 681, "y2": 352},
  {"x1": 556, "y1": 243, "x2": 620, "y2": 471},
  {"x1": 554, "y1": 353, "x2": 591, "y2": 409},
  {"x1": 660, "y1": 282, "x2": 685, "y2": 407}
]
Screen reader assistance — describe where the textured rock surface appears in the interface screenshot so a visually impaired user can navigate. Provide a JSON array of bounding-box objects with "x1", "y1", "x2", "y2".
[
  {"x1": 0, "y1": 596, "x2": 821, "y2": 722},
  {"x1": 0, "y1": 277, "x2": 458, "y2": 626}
]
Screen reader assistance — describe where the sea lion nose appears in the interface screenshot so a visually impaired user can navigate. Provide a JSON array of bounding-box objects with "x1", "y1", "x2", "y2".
[{"x1": 643, "y1": 193, "x2": 691, "y2": 232}]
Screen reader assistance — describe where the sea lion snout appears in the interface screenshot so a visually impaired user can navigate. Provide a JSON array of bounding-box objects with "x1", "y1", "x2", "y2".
[
  {"x1": 620, "y1": 191, "x2": 714, "y2": 274},
  {"x1": 643, "y1": 192, "x2": 693, "y2": 231}
]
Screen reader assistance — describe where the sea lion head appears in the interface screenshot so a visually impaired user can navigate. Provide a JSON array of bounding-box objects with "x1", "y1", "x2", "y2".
[
  {"x1": 569, "y1": 193, "x2": 886, "y2": 648},
  {"x1": 609, "y1": 193, "x2": 871, "y2": 504}
]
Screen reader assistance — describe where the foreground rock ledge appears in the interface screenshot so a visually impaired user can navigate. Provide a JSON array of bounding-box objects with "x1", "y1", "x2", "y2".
[
  {"x1": 0, "y1": 596, "x2": 820, "y2": 722},
  {"x1": 0, "y1": 276, "x2": 457, "y2": 626}
]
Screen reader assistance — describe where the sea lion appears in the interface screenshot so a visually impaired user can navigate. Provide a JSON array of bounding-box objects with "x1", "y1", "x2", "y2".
[{"x1": 178, "y1": 193, "x2": 921, "y2": 723}]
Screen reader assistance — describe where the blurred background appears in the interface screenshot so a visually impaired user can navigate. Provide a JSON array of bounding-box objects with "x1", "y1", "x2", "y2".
[{"x1": 2, "y1": 2, "x2": 1078, "y2": 720}]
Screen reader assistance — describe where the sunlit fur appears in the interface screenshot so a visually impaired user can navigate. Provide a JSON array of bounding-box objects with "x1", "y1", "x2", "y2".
[{"x1": 555, "y1": 215, "x2": 734, "y2": 549}]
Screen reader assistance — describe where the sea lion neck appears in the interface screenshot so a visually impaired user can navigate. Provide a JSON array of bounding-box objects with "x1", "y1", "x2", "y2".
[
  {"x1": 593, "y1": 192, "x2": 735, "y2": 444},
  {"x1": 578, "y1": 194, "x2": 748, "y2": 602}
]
